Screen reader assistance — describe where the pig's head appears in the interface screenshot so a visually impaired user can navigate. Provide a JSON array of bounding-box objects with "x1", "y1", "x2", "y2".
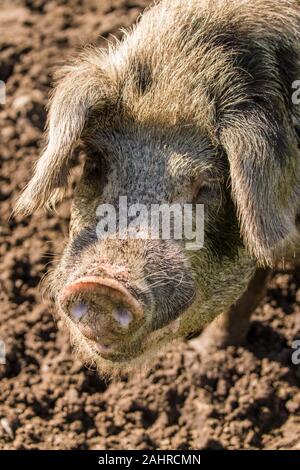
[{"x1": 16, "y1": 1, "x2": 300, "y2": 376}]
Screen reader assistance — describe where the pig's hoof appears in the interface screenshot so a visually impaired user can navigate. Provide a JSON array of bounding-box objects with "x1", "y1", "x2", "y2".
[{"x1": 189, "y1": 319, "x2": 247, "y2": 361}]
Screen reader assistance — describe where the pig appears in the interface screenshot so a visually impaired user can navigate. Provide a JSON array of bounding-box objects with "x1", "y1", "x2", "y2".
[{"x1": 16, "y1": 0, "x2": 300, "y2": 377}]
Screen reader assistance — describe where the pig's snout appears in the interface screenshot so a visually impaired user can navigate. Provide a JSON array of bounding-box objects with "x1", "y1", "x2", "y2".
[{"x1": 59, "y1": 276, "x2": 144, "y2": 357}]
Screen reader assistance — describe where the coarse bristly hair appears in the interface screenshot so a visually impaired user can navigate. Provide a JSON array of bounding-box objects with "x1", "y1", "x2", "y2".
[{"x1": 15, "y1": 0, "x2": 300, "y2": 267}]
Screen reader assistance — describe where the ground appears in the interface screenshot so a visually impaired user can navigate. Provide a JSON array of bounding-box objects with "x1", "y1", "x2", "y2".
[{"x1": 0, "y1": 0, "x2": 300, "y2": 450}]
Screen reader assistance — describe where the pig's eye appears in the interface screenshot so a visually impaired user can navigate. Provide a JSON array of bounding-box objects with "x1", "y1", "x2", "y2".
[
  {"x1": 194, "y1": 181, "x2": 220, "y2": 203},
  {"x1": 84, "y1": 155, "x2": 108, "y2": 183},
  {"x1": 84, "y1": 159, "x2": 102, "y2": 178}
]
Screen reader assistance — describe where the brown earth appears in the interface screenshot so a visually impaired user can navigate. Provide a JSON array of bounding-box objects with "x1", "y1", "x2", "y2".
[{"x1": 1, "y1": 0, "x2": 300, "y2": 450}]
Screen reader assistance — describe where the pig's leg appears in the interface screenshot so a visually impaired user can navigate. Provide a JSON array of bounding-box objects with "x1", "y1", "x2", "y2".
[{"x1": 190, "y1": 268, "x2": 271, "y2": 357}]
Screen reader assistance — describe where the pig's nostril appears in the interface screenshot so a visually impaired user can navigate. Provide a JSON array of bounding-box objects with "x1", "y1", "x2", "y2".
[
  {"x1": 112, "y1": 308, "x2": 133, "y2": 328},
  {"x1": 60, "y1": 276, "x2": 144, "y2": 323},
  {"x1": 70, "y1": 302, "x2": 88, "y2": 320}
]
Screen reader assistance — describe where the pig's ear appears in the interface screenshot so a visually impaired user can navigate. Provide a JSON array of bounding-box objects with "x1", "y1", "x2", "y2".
[
  {"x1": 220, "y1": 108, "x2": 300, "y2": 266},
  {"x1": 15, "y1": 61, "x2": 109, "y2": 214}
]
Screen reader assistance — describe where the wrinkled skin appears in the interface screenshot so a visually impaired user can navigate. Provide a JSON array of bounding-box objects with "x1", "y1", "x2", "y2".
[{"x1": 17, "y1": 0, "x2": 300, "y2": 376}]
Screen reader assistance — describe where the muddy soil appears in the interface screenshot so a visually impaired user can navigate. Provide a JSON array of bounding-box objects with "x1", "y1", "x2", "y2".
[{"x1": 0, "y1": 0, "x2": 300, "y2": 450}]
